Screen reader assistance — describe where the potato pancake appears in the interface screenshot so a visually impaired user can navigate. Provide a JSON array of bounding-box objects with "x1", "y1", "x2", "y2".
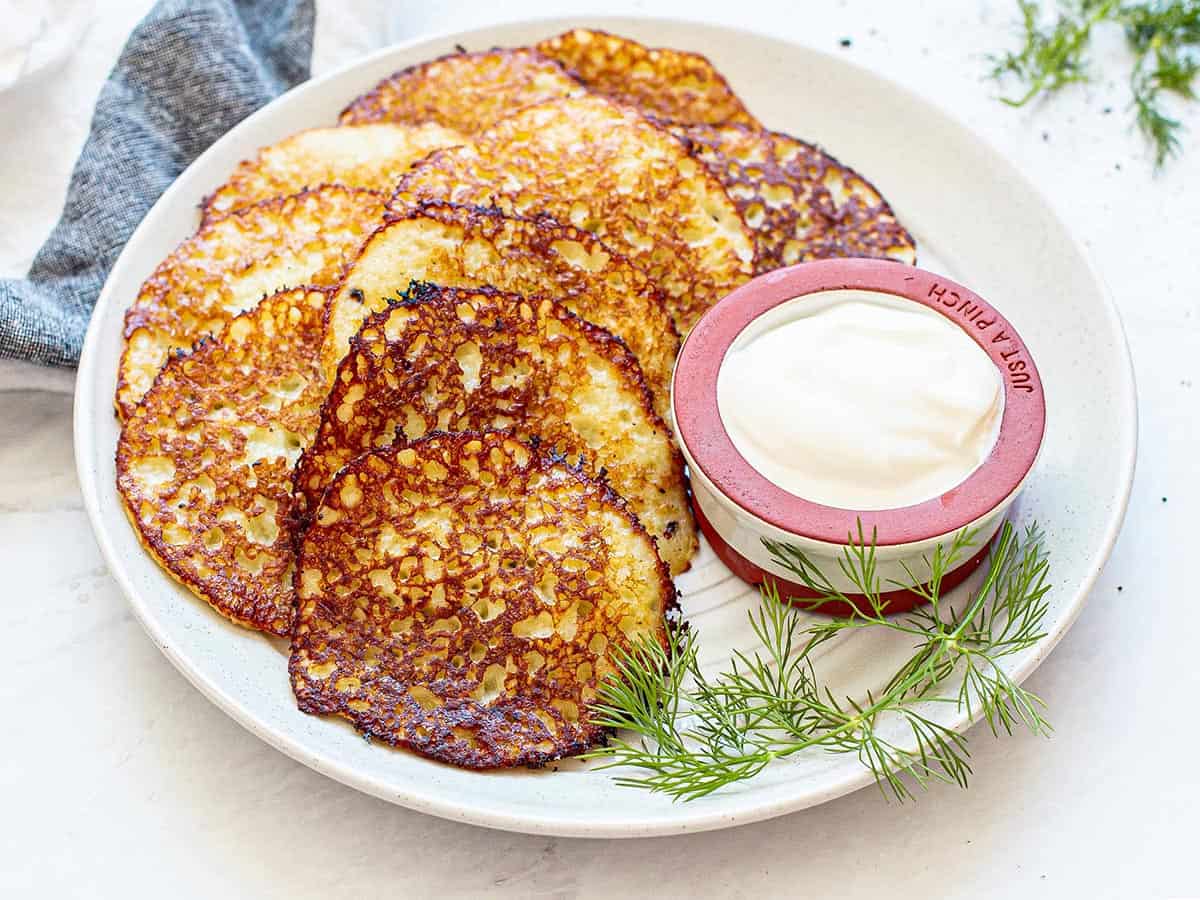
[
  {"x1": 117, "y1": 185, "x2": 385, "y2": 420},
  {"x1": 671, "y1": 123, "x2": 917, "y2": 273},
  {"x1": 391, "y1": 95, "x2": 755, "y2": 333},
  {"x1": 338, "y1": 47, "x2": 582, "y2": 134},
  {"x1": 296, "y1": 284, "x2": 696, "y2": 574},
  {"x1": 537, "y1": 28, "x2": 758, "y2": 127},
  {"x1": 290, "y1": 431, "x2": 674, "y2": 768},
  {"x1": 320, "y1": 203, "x2": 679, "y2": 420},
  {"x1": 116, "y1": 288, "x2": 328, "y2": 636},
  {"x1": 201, "y1": 123, "x2": 464, "y2": 221}
]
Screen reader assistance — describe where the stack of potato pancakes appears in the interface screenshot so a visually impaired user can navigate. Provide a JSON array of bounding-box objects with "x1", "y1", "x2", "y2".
[{"x1": 116, "y1": 29, "x2": 915, "y2": 769}]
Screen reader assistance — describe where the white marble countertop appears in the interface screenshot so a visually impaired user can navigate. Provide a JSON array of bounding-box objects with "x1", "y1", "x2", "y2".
[{"x1": 2, "y1": 1, "x2": 1197, "y2": 897}]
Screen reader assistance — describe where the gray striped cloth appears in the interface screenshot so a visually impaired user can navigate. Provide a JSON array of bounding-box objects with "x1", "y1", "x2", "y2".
[{"x1": 0, "y1": 0, "x2": 315, "y2": 370}]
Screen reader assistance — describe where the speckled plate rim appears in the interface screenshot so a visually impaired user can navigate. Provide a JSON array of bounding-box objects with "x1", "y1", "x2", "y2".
[{"x1": 74, "y1": 15, "x2": 1137, "y2": 838}]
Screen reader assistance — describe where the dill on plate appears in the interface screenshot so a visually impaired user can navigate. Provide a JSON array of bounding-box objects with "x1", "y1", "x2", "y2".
[{"x1": 586, "y1": 522, "x2": 1053, "y2": 802}]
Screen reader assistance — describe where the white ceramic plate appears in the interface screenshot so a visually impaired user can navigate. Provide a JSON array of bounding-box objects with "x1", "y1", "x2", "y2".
[{"x1": 74, "y1": 16, "x2": 1136, "y2": 837}]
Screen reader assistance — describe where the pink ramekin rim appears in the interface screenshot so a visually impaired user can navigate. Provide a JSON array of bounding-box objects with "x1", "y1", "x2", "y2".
[{"x1": 672, "y1": 259, "x2": 1046, "y2": 547}]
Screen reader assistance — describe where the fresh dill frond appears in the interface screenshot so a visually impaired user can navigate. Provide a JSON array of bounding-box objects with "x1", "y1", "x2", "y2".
[
  {"x1": 585, "y1": 521, "x2": 1053, "y2": 802},
  {"x1": 990, "y1": 0, "x2": 1116, "y2": 106},
  {"x1": 1134, "y1": 89, "x2": 1184, "y2": 163},
  {"x1": 990, "y1": 0, "x2": 1200, "y2": 168}
]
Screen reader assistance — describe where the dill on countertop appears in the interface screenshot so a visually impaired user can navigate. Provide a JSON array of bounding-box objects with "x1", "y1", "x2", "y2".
[
  {"x1": 585, "y1": 521, "x2": 1052, "y2": 802},
  {"x1": 990, "y1": 0, "x2": 1200, "y2": 167}
]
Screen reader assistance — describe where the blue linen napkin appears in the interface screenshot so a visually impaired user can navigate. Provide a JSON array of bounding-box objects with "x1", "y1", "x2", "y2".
[{"x1": 0, "y1": 0, "x2": 315, "y2": 370}]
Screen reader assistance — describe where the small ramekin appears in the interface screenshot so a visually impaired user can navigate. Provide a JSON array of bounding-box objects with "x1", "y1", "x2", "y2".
[{"x1": 673, "y1": 259, "x2": 1045, "y2": 615}]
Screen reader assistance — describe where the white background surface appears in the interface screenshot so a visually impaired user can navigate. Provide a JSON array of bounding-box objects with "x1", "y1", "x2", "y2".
[{"x1": 1, "y1": 1, "x2": 1195, "y2": 897}]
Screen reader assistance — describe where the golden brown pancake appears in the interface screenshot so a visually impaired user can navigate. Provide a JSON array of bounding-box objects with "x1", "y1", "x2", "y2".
[
  {"x1": 290, "y1": 431, "x2": 674, "y2": 768},
  {"x1": 391, "y1": 95, "x2": 755, "y2": 333},
  {"x1": 117, "y1": 185, "x2": 385, "y2": 420},
  {"x1": 320, "y1": 202, "x2": 679, "y2": 420},
  {"x1": 201, "y1": 123, "x2": 464, "y2": 221},
  {"x1": 670, "y1": 123, "x2": 917, "y2": 273},
  {"x1": 536, "y1": 28, "x2": 758, "y2": 126},
  {"x1": 296, "y1": 283, "x2": 696, "y2": 574},
  {"x1": 116, "y1": 288, "x2": 329, "y2": 636},
  {"x1": 338, "y1": 47, "x2": 583, "y2": 134}
]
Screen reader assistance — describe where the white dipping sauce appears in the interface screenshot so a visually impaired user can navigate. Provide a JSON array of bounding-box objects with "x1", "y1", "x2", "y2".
[{"x1": 716, "y1": 290, "x2": 1004, "y2": 510}]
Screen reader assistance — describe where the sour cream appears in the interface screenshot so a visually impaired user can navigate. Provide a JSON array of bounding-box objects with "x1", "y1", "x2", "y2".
[{"x1": 716, "y1": 290, "x2": 1004, "y2": 510}]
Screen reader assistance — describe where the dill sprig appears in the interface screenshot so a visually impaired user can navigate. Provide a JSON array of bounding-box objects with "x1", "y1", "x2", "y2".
[
  {"x1": 990, "y1": 0, "x2": 1200, "y2": 167},
  {"x1": 585, "y1": 521, "x2": 1053, "y2": 802}
]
